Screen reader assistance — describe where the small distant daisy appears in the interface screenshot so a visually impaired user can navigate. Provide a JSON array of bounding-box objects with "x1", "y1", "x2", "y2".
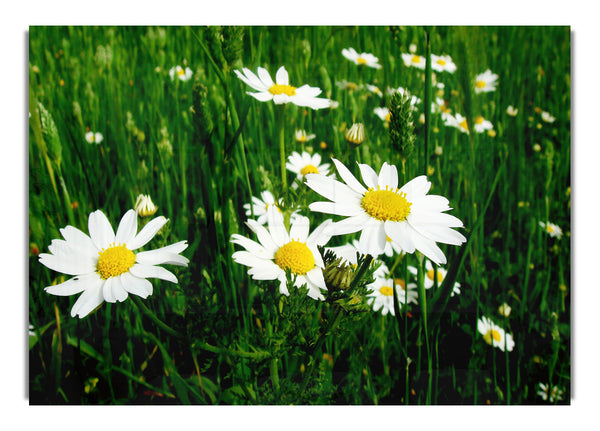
[
  {"x1": 366, "y1": 84, "x2": 383, "y2": 97},
  {"x1": 506, "y1": 106, "x2": 519, "y2": 117},
  {"x1": 395, "y1": 277, "x2": 419, "y2": 305},
  {"x1": 541, "y1": 111, "x2": 556, "y2": 123},
  {"x1": 134, "y1": 194, "x2": 158, "y2": 217},
  {"x1": 336, "y1": 80, "x2": 360, "y2": 91},
  {"x1": 305, "y1": 159, "x2": 466, "y2": 264},
  {"x1": 40, "y1": 209, "x2": 189, "y2": 318},
  {"x1": 539, "y1": 221, "x2": 563, "y2": 239},
  {"x1": 474, "y1": 69, "x2": 499, "y2": 93},
  {"x1": 234, "y1": 66, "x2": 330, "y2": 110},
  {"x1": 444, "y1": 113, "x2": 470, "y2": 134},
  {"x1": 286, "y1": 151, "x2": 331, "y2": 189},
  {"x1": 342, "y1": 48, "x2": 382, "y2": 69},
  {"x1": 169, "y1": 65, "x2": 193, "y2": 82},
  {"x1": 477, "y1": 316, "x2": 515, "y2": 352},
  {"x1": 473, "y1": 116, "x2": 494, "y2": 134},
  {"x1": 374, "y1": 107, "x2": 391, "y2": 123},
  {"x1": 537, "y1": 383, "x2": 564, "y2": 403},
  {"x1": 402, "y1": 53, "x2": 426, "y2": 70},
  {"x1": 408, "y1": 260, "x2": 461, "y2": 296},
  {"x1": 498, "y1": 302, "x2": 512, "y2": 317},
  {"x1": 85, "y1": 131, "x2": 103, "y2": 144},
  {"x1": 367, "y1": 276, "x2": 402, "y2": 316},
  {"x1": 243, "y1": 191, "x2": 282, "y2": 225},
  {"x1": 231, "y1": 206, "x2": 333, "y2": 300},
  {"x1": 431, "y1": 54, "x2": 457, "y2": 73},
  {"x1": 295, "y1": 129, "x2": 316, "y2": 143}
]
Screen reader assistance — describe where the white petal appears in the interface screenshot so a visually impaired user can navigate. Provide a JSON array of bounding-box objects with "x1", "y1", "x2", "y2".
[
  {"x1": 88, "y1": 210, "x2": 116, "y2": 250},
  {"x1": 400, "y1": 175, "x2": 431, "y2": 199},
  {"x1": 38, "y1": 253, "x2": 96, "y2": 276},
  {"x1": 130, "y1": 263, "x2": 178, "y2": 284},
  {"x1": 245, "y1": 220, "x2": 279, "y2": 254},
  {"x1": 378, "y1": 162, "x2": 399, "y2": 189},
  {"x1": 358, "y1": 219, "x2": 386, "y2": 256},
  {"x1": 307, "y1": 219, "x2": 334, "y2": 247},
  {"x1": 332, "y1": 158, "x2": 367, "y2": 195},
  {"x1": 289, "y1": 215, "x2": 310, "y2": 242},
  {"x1": 305, "y1": 173, "x2": 362, "y2": 203},
  {"x1": 126, "y1": 216, "x2": 168, "y2": 250},
  {"x1": 115, "y1": 210, "x2": 138, "y2": 244},
  {"x1": 111, "y1": 275, "x2": 129, "y2": 302},
  {"x1": 247, "y1": 91, "x2": 274, "y2": 102},
  {"x1": 59, "y1": 226, "x2": 97, "y2": 258},
  {"x1": 267, "y1": 206, "x2": 288, "y2": 247},
  {"x1": 120, "y1": 271, "x2": 153, "y2": 298},
  {"x1": 385, "y1": 221, "x2": 416, "y2": 254},
  {"x1": 358, "y1": 163, "x2": 379, "y2": 189},
  {"x1": 44, "y1": 272, "x2": 100, "y2": 296},
  {"x1": 247, "y1": 261, "x2": 282, "y2": 280},
  {"x1": 70, "y1": 279, "x2": 104, "y2": 318},
  {"x1": 103, "y1": 276, "x2": 117, "y2": 303},
  {"x1": 330, "y1": 213, "x2": 371, "y2": 235},
  {"x1": 257, "y1": 67, "x2": 275, "y2": 88},
  {"x1": 275, "y1": 66, "x2": 289, "y2": 85},
  {"x1": 135, "y1": 242, "x2": 190, "y2": 266}
]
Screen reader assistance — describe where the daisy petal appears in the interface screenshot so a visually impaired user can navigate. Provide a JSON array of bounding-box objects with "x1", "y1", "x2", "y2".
[
  {"x1": 130, "y1": 263, "x2": 178, "y2": 284},
  {"x1": 70, "y1": 279, "x2": 104, "y2": 318},
  {"x1": 126, "y1": 216, "x2": 168, "y2": 250},
  {"x1": 115, "y1": 209, "x2": 138, "y2": 245},
  {"x1": 88, "y1": 210, "x2": 116, "y2": 250},
  {"x1": 120, "y1": 272, "x2": 153, "y2": 298},
  {"x1": 44, "y1": 272, "x2": 100, "y2": 296},
  {"x1": 332, "y1": 158, "x2": 367, "y2": 195}
]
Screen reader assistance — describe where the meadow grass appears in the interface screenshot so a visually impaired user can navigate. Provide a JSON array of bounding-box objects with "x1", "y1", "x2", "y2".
[{"x1": 28, "y1": 25, "x2": 570, "y2": 405}]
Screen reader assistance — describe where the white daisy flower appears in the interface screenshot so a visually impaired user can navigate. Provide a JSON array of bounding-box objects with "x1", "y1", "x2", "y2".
[
  {"x1": 384, "y1": 234, "x2": 404, "y2": 257},
  {"x1": 395, "y1": 277, "x2": 419, "y2": 305},
  {"x1": 541, "y1": 111, "x2": 556, "y2": 123},
  {"x1": 342, "y1": 47, "x2": 382, "y2": 69},
  {"x1": 444, "y1": 112, "x2": 470, "y2": 134},
  {"x1": 243, "y1": 191, "x2": 282, "y2": 225},
  {"x1": 365, "y1": 84, "x2": 383, "y2": 97},
  {"x1": 539, "y1": 221, "x2": 563, "y2": 239},
  {"x1": 367, "y1": 277, "x2": 400, "y2": 316},
  {"x1": 474, "y1": 69, "x2": 499, "y2": 93},
  {"x1": 305, "y1": 159, "x2": 467, "y2": 265},
  {"x1": 286, "y1": 151, "x2": 331, "y2": 189},
  {"x1": 295, "y1": 129, "x2": 316, "y2": 143},
  {"x1": 374, "y1": 107, "x2": 391, "y2": 123},
  {"x1": 231, "y1": 207, "x2": 333, "y2": 300},
  {"x1": 402, "y1": 53, "x2": 426, "y2": 70},
  {"x1": 506, "y1": 105, "x2": 519, "y2": 117},
  {"x1": 473, "y1": 115, "x2": 494, "y2": 134},
  {"x1": 134, "y1": 194, "x2": 158, "y2": 217},
  {"x1": 408, "y1": 260, "x2": 461, "y2": 296},
  {"x1": 431, "y1": 54, "x2": 457, "y2": 73},
  {"x1": 85, "y1": 131, "x2": 103, "y2": 144},
  {"x1": 39, "y1": 209, "x2": 189, "y2": 318},
  {"x1": 537, "y1": 383, "x2": 564, "y2": 402},
  {"x1": 477, "y1": 316, "x2": 515, "y2": 352},
  {"x1": 169, "y1": 65, "x2": 193, "y2": 81},
  {"x1": 234, "y1": 66, "x2": 330, "y2": 110}
]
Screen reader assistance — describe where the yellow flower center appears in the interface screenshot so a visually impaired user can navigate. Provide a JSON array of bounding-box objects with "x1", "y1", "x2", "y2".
[
  {"x1": 475, "y1": 116, "x2": 484, "y2": 125},
  {"x1": 411, "y1": 55, "x2": 422, "y2": 63},
  {"x1": 269, "y1": 84, "x2": 297, "y2": 96},
  {"x1": 437, "y1": 58, "x2": 447, "y2": 66},
  {"x1": 475, "y1": 80, "x2": 487, "y2": 89},
  {"x1": 384, "y1": 112, "x2": 391, "y2": 122},
  {"x1": 177, "y1": 68, "x2": 186, "y2": 76},
  {"x1": 546, "y1": 225, "x2": 555, "y2": 233},
  {"x1": 483, "y1": 329, "x2": 502, "y2": 345},
  {"x1": 459, "y1": 118, "x2": 469, "y2": 130},
  {"x1": 97, "y1": 243, "x2": 136, "y2": 280},
  {"x1": 361, "y1": 187, "x2": 412, "y2": 222},
  {"x1": 274, "y1": 240, "x2": 315, "y2": 275},
  {"x1": 426, "y1": 269, "x2": 445, "y2": 282},
  {"x1": 394, "y1": 278, "x2": 406, "y2": 290},
  {"x1": 300, "y1": 164, "x2": 319, "y2": 176},
  {"x1": 379, "y1": 285, "x2": 394, "y2": 296},
  {"x1": 357, "y1": 57, "x2": 368, "y2": 65}
]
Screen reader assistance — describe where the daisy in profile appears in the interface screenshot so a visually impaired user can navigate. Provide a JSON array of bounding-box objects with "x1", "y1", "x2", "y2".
[
  {"x1": 342, "y1": 47, "x2": 382, "y2": 69},
  {"x1": 295, "y1": 129, "x2": 316, "y2": 144},
  {"x1": 474, "y1": 69, "x2": 499, "y2": 93},
  {"x1": 374, "y1": 107, "x2": 391, "y2": 123},
  {"x1": 473, "y1": 115, "x2": 494, "y2": 134},
  {"x1": 85, "y1": 131, "x2": 103, "y2": 144},
  {"x1": 231, "y1": 206, "x2": 333, "y2": 300},
  {"x1": 506, "y1": 105, "x2": 519, "y2": 117},
  {"x1": 366, "y1": 84, "x2": 383, "y2": 97},
  {"x1": 408, "y1": 260, "x2": 461, "y2": 296},
  {"x1": 243, "y1": 191, "x2": 282, "y2": 225},
  {"x1": 444, "y1": 112, "x2": 470, "y2": 134},
  {"x1": 539, "y1": 221, "x2": 563, "y2": 239},
  {"x1": 305, "y1": 159, "x2": 466, "y2": 265},
  {"x1": 431, "y1": 54, "x2": 457, "y2": 73},
  {"x1": 477, "y1": 316, "x2": 515, "y2": 352},
  {"x1": 39, "y1": 209, "x2": 189, "y2": 318},
  {"x1": 286, "y1": 151, "x2": 331, "y2": 188},
  {"x1": 169, "y1": 65, "x2": 193, "y2": 82},
  {"x1": 234, "y1": 66, "x2": 330, "y2": 109},
  {"x1": 401, "y1": 53, "x2": 426, "y2": 70},
  {"x1": 541, "y1": 111, "x2": 556, "y2": 123}
]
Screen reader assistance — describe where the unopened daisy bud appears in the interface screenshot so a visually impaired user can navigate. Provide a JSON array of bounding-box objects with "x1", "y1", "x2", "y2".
[
  {"x1": 506, "y1": 105, "x2": 519, "y2": 117},
  {"x1": 134, "y1": 194, "x2": 158, "y2": 217},
  {"x1": 324, "y1": 257, "x2": 355, "y2": 291},
  {"x1": 388, "y1": 91, "x2": 416, "y2": 162},
  {"x1": 345, "y1": 123, "x2": 366, "y2": 146},
  {"x1": 434, "y1": 145, "x2": 443, "y2": 156}
]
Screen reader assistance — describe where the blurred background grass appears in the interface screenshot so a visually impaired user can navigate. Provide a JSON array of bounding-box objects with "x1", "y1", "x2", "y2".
[{"x1": 28, "y1": 25, "x2": 570, "y2": 405}]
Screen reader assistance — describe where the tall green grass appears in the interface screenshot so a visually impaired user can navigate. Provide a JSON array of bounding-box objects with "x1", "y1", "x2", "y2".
[{"x1": 28, "y1": 25, "x2": 570, "y2": 405}]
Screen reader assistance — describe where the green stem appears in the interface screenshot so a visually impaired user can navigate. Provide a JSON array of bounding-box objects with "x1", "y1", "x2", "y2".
[{"x1": 423, "y1": 27, "x2": 433, "y2": 176}]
